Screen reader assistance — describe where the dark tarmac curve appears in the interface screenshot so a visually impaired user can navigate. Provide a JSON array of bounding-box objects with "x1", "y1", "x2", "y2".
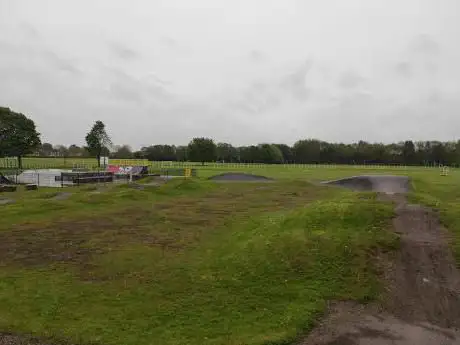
[
  {"x1": 322, "y1": 175, "x2": 410, "y2": 194},
  {"x1": 209, "y1": 172, "x2": 273, "y2": 181}
]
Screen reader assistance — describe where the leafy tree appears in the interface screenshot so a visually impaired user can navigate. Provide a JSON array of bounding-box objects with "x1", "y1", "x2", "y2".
[
  {"x1": 292, "y1": 139, "x2": 321, "y2": 163},
  {"x1": 68, "y1": 144, "x2": 85, "y2": 157},
  {"x1": 188, "y1": 137, "x2": 216, "y2": 165},
  {"x1": 258, "y1": 144, "x2": 284, "y2": 163},
  {"x1": 141, "y1": 145, "x2": 176, "y2": 161},
  {"x1": 274, "y1": 144, "x2": 293, "y2": 163},
  {"x1": 239, "y1": 145, "x2": 261, "y2": 163},
  {"x1": 112, "y1": 145, "x2": 133, "y2": 159},
  {"x1": 0, "y1": 107, "x2": 41, "y2": 168},
  {"x1": 402, "y1": 140, "x2": 416, "y2": 165},
  {"x1": 432, "y1": 141, "x2": 448, "y2": 165},
  {"x1": 40, "y1": 142, "x2": 54, "y2": 156},
  {"x1": 175, "y1": 146, "x2": 188, "y2": 161},
  {"x1": 54, "y1": 145, "x2": 69, "y2": 157},
  {"x1": 216, "y1": 142, "x2": 238, "y2": 162},
  {"x1": 133, "y1": 150, "x2": 145, "y2": 159},
  {"x1": 85, "y1": 120, "x2": 112, "y2": 167}
]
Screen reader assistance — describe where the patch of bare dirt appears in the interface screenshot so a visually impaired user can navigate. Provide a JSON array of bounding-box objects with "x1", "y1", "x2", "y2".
[
  {"x1": 0, "y1": 208, "x2": 156, "y2": 267},
  {"x1": 0, "y1": 333, "x2": 62, "y2": 345},
  {"x1": 301, "y1": 193, "x2": 460, "y2": 345}
]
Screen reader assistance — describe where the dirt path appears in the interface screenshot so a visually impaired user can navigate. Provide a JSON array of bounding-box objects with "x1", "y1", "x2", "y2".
[{"x1": 302, "y1": 177, "x2": 460, "y2": 344}]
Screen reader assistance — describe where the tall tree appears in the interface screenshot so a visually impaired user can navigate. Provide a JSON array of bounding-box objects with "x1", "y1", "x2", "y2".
[
  {"x1": 258, "y1": 144, "x2": 284, "y2": 163},
  {"x1": 402, "y1": 140, "x2": 416, "y2": 165},
  {"x1": 140, "y1": 145, "x2": 176, "y2": 161},
  {"x1": 112, "y1": 145, "x2": 133, "y2": 159},
  {"x1": 85, "y1": 120, "x2": 112, "y2": 167},
  {"x1": 0, "y1": 107, "x2": 41, "y2": 168},
  {"x1": 68, "y1": 144, "x2": 84, "y2": 157},
  {"x1": 274, "y1": 144, "x2": 293, "y2": 163},
  {"x1": 175, "y1": 145, "x2": 188, "y2": 161},
  {"x1": 292, "y1": 139, "x2": 321, "y2": 163},
  {"x1": 54, "y1": 145, "x2": 69, "y2": 157},
  {"x1": 216, "y1": 142, "x2": 238, "y2": 162},
  {"x1": 40, "y1": 142, "x2": 54, "y2": 156},
  {"x1": 188, "y1": 137, "x2": 216, "y2": 165}
]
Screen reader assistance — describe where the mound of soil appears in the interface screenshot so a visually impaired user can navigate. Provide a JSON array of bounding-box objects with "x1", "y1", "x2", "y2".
[
  {"x1": 301, "y1": 196, "x2": 460, "y2": 345},
  {"x1": 209, "y1": 173, "x2": 272, "y2": 182},
  {"x1": 323, "y1": 175, "x2": 410, "y2": 194}
]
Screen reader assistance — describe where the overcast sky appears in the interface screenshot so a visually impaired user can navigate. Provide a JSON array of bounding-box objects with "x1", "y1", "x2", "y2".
[{"x1": 1, "y1": 0, "x2": 459, "y2": 148}]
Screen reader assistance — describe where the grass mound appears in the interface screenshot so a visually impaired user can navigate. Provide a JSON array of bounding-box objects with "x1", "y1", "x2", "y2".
[
  {"x1": 209, "y1": 172, "x2": 272, "y2": 181},
  {"x1": 0, "y1": 182, "x2": 397, "y2": 345}
]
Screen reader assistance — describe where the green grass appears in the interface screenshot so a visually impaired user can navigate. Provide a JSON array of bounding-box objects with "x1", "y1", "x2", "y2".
[
  {"x1": 408, "y1": 171, "x2": 460, "y2": 264},
  {"x1": 1, "y1": 165, "x2": 457, "y2": 345}
]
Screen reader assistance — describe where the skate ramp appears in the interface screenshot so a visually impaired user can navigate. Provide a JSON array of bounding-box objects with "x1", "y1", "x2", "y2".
[
  {"x1": 0, "y1": 173, "x2": 13, "y2": 185},
  {"x1": 210, "y1": 173, "x2": 273, "y2": 182},
  {"x1": 323, "y1": 175, "x2": 410, "y2": 194}
]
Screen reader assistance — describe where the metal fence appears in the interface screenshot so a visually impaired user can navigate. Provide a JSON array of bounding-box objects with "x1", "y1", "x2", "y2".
[{"x1": 1, "y1": 157, "x2": 456, "y2": 173}]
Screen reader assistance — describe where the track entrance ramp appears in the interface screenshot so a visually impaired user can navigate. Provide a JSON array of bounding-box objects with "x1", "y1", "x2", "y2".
[{"x1": 322, "y1": 175, "x2": 410, "y2": 194}]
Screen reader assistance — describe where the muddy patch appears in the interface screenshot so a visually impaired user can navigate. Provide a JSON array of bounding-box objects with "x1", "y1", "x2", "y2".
[
  {"x1": 301, "y1": 302, "x2": 458, "y2": 345},
  {"x1": 0, "y1": 209, "x2": 155, "y2": 267},
  {"x1": 301, "y1": 195, "x2": 460, "y2": 345},
  {"x1": 0, "y1": 333, "x2": 65, "y2": 345}
]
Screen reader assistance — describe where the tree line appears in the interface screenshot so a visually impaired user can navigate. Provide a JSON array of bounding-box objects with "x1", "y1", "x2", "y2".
[
  {"x1": 2, "y1": 106, "x2": 460, "y2": 167},
  {"x1": 132, "y1": 139, "x2": 460, "y2": 166},
  {"x1": 38, "y1": 137, "x2": 460, "y2": 167}
]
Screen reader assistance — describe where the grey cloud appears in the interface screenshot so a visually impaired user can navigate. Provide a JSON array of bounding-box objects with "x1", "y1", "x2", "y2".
[
  {"x1": 108, "y1": 82, "x2": 143, "y2": 103},
  {"x1": 248, "y1": 50, "x2": 267, "y2": 63},
  {"x1": 158, "y1": 36, "x2": 191, "y2": 55},
  {"x1": 161, "y1": 36, "x2": 178, "y2": 48},
  {"x1": 42, "y1": 51, "x2": 82, "y2": 74},
  {"x1": 223, "y1": 86, "x2": 281, "y2": 115},
  {"x1": 20, "y1": 23, "x2": 41, "y2": 39},
  {"x1": 338, "y1": 71, "x2": 365, "y2": 89},
  {"x1": 108, "y1": 42, "x2": 139, "y2": 61},
  {"x1": 1, "y1": 0, "x2": 459, "y2": 147},
  {"x1": 410, "y1": 34, "x2": 440, "y2": 55},
  {"x1": 424, "y1": 61, "x2": 438, "y2": 74},
  {"x1": 427, "y1": 91, "x2": 442, "y2": 104},
  {"x1": 220, "y1": 60, "x2": 313, "y2": 115},
  {"x1": 104, "y1": 68, "x2": 173, "y2": 105},
  {"x1": 278, "y1": 59, "x2": 312, "y2": 101},
  {"x1": 394, "y1": 62, "x2": 412, "y2": 79},
  {"x1": 0, "y1": 39, "x2": 81, "y2": 75}
]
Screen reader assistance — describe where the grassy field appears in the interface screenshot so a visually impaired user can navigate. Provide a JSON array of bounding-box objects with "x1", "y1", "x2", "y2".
[
  {"x1": 408, "y1": 171, "x2": 460, "y2": 263},
  {"x1": 0, "y1": 165, "x2": 458, "y2": 345}
]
